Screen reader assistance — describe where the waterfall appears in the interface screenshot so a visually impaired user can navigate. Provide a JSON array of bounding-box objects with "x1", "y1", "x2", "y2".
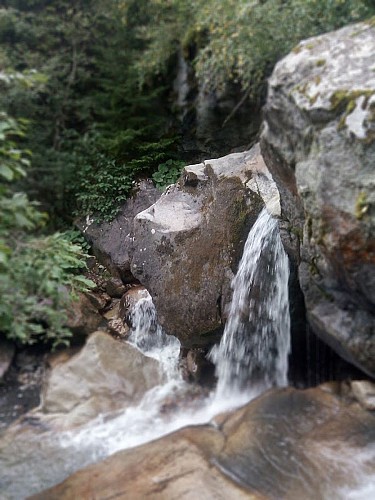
[
  {"x1": 210, "y1": 207, "x2": 290, "y2": 397},
  {"x1": 127, "y1": 291, "x2": 181, "y2": 380}
]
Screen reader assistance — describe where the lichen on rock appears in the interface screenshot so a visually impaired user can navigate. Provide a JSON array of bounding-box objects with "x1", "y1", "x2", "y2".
[{"x1": 261, "y1": 20, "x2": 375, "y2": 376}]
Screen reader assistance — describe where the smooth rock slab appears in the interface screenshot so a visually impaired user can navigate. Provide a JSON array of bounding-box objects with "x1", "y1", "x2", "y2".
[
  {"x1": 33, "y1": 383, "x2": 375, "y2": 500},
  {"x1": 261, "y1": 20, "x2": 375, "y2": 376},
  {"x1": 37, "y1": 331, "x2": 164, "y2": 429}
]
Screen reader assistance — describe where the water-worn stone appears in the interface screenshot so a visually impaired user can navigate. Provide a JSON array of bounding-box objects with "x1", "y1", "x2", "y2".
[
  {"x1": 131, "y1": 144, "x2": 279, "y2": 346},
  {"x1": 104, "y1": 277, "x2": 127, "y2": 298},
  {"x1": 77, "y1": 180, "x2": 160, "y2": 281},
  {"x1": 261, "y1": 20, "x2": 375, "y2": 376},
  {"x1": 65, "y1": 292, "x2": 103, "y2": 338},
  {"x1": 37, "y1": 331, "x2": 163, "y2": 429},
  {"x1": 33, "y1": 383, "x2": 375, "y2": 500}
]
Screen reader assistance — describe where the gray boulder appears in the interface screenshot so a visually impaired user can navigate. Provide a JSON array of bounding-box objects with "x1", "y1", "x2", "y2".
[
  {"x1": 131, "y1": 144, "x2": 279, "y2": 346},
  {"x1": 38, "y1": 331, "x2": 164, "y2": 429},
  {"x1": 261, "y1": 21, "x2": 375, "y2": 376},
  {"x1": 77, "y1": 180, "x2": 160, "y2": 282}
]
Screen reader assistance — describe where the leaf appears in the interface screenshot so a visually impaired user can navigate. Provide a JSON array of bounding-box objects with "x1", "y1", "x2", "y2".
[{"x1": 0, "y1": 164, "x2": 14, "y2": 181}]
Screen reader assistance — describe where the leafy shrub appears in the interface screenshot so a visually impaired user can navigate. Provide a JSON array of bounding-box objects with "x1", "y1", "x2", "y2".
[
  {"x1": 152, "y1": 159, "x2": 185, "y2": 190},
  {"x1": 73, "y1": 153, "x2": 134, "y2": 221},
  {"x1": 0, "y1": 233, "x2": 94, "y2": 349},
  {"x1": 0, "y1": 112, "x2": 94, "y2": 349}
]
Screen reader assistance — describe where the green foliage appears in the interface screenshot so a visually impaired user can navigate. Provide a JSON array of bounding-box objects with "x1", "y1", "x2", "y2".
[
  {"x1": 0, "y1": 111, "x2": 46, "y2": 264},
  {"x1": 0, "y1": 111, "x2": 30, "y2": 182},
  {"x1": 0, "y1": 112, "x2": 94, "y2": 348},
  {"x1": 1, "y1": 0, "x2": 182, "y2": 221},
  {"x1": 133, "y1": 0, "x2": 375, "y2": 98},
  {"x1": 0, "y1": 233, "x2": 95, "y2": 349},
  {"x1": 73, "y1": 150, "x2": 134, "y2": 221},
  {"x1": 152, "y1": 159, "x2": 185, "y2": 190}
]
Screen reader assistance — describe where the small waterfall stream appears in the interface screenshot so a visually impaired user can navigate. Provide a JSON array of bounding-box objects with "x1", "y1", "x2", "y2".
[
  {"x1": 210, "y1": 207, "x2": 290, "y2": 397},
  {"x1": 127, "y1": 292, "x2": 181, "y2": 380}
]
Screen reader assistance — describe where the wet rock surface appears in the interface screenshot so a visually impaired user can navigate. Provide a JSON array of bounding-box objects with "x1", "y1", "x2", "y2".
[
  {"x1": 131, "y1": 144, "x2": 278, "y2": 346},
  {"x1": 261, "y1": 20, "x2": 375, "y2": 377},
  {"x1": 33, "y1": 383, "x2": 375, "y2": 500},
  {"x1": 65, "y1": 292, "x2": 104, "y2": 338}
]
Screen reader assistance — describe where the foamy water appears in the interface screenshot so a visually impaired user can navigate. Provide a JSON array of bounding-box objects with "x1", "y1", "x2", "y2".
[{"x1": 210, "y1": 207, "x2": 290, "y2": 397}]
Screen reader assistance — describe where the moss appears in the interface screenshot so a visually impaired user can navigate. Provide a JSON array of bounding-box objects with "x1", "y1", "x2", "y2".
[
  {"x1": 292, "y1": 45, "x2": 302, "y2": 54},
  {"x1": 289, "y1": 226, "x2": 303, "y2": 240},
  {"x1": 316, "y1": 59, "x2": 326, "y2": 67},
  {"x1": 355, "y1": 191, "x2": 369, "y2": 220},
  {"x1": 350, "y1": 17, "x2": 375, "y2": 37},
  {"x1": 330, "y1": 89, "x2": 374, "y2": 112},
  {"x1": 330, "y1": 90, "x2": 375, "y2": 134},
  {"x1": 337, "y1": 115, "x2": 348, "y2": 131}
]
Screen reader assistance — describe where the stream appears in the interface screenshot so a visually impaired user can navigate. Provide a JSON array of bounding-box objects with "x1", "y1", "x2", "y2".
[{"x1": 1, "y1": 207, "x2": 374, "y2": 499}]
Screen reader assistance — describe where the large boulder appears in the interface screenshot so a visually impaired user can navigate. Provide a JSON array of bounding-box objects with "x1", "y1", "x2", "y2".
[
  {"x1": 33, "y1": 382, "x2": 375, "y2": 500},
  {"x1": 37, "y1": 331, "x2": 164, "y2": 429},
  {"x1": 131, "y1": 144, "x2": 279, "y2": 346},
  {"x1": 77, "y1": 180, "x2": 160, "y2": 282},
  {"x1": 261, "y1": 20, "x2": 375, "y2": 377}
]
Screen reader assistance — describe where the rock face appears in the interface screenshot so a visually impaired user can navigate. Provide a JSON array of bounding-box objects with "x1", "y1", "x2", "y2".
[
  {"x1": 261, "y1": 21, "x2": 375, "y2": 377},
  {"x1": 0, "y1": 339, "x2": 14, "y2": 380},
  {"x1": 38, "y1": 331, "x2": 164, "y2": 429},
  {"x1": 77, "y1": 180, "x2": 160, "y2": 282},
  {"x1": 65, "y1": 292, "x2": 104, "y2": 338},
  {"x1": 33, "y1": 383, "x2": 375, "y2": 500},
  {"x1": 131, "y1": 144, "x2": 279, "y2": 346},
  {"x1": 173, "y1": 50, "x2": 261, "y2": 159}
]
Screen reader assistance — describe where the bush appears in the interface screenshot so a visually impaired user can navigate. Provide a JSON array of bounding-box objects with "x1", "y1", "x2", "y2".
[
  {"x1": 0, "y1": 112, "x2": 94, "y2": 349},
  {"x1": 152, "y1": 159, "x2": 185, "y2": 190},
  {"x1": 0, "y1": 233, "x2": 94, "y2": 349}
]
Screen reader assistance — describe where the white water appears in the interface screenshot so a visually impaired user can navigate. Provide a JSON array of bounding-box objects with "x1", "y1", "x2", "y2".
[
  {"x1": 60, "y1": 207, "x2": 290, "y2": 458},
  {"x1": 210, "y1": 207, "x2": 290, "y2": 398},
  {"x1": 127, "y1": 292, "x2": 181, "y2": 380}
]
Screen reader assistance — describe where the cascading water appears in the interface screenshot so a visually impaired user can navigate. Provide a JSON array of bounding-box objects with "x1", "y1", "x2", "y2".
[
  {"x1": 210, "y1": 207, "x2": 290, "y2": 397},
  {"x1": 127, "y1": 291, "x2": 181, "y2": 380}
]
